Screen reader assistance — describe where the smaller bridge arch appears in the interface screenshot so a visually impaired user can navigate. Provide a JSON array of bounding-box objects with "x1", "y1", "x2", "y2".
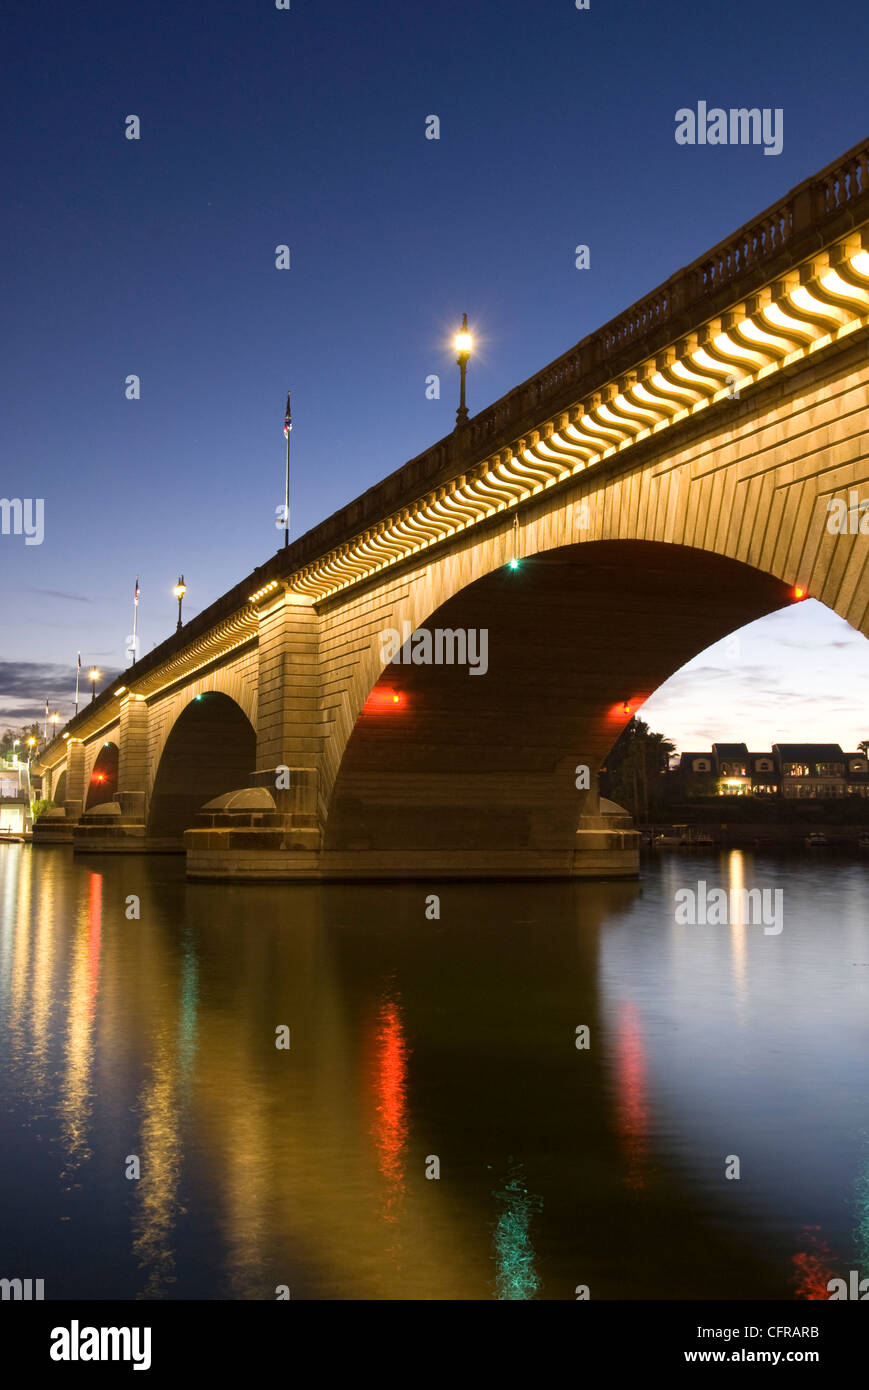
[
  {"x1": 85, "y1": 741, "x2": 118, "y2": 810},
  {"x1": 147, "y1": 691, "x2": 257, "y2": 846}
]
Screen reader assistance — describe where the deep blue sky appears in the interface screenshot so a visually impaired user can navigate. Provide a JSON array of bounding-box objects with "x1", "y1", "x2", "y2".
[{"x1": 2, "y1": 0, "x2": 868, "y2": 746}]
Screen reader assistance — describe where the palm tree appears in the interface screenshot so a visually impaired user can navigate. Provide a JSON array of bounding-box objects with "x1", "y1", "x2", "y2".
[{"x1": 603, "y1": 718, "x2": 676, "y2": 821}]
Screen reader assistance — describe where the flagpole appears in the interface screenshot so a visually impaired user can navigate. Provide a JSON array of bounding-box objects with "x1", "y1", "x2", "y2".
[
  {"x1": 74, "y1": 654, "x2": 80, "y2": 715},
  {"x1": 132, "y1": 578, "x2": 139, "y2": 664},
  {"x1": 283, "y1": 392, "x2": 292, "y2": 549},
  {"x1": 44, "y1": 697, "x2": 49, "y2": 740}
]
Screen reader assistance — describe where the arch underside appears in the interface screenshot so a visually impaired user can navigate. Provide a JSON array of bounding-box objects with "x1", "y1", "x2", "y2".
[
  {"x1": 85, "y1": 743, "x2": 118, "y2": 810},
  {"x1": 324, "y1": 541, "x2": 795, "y2": 858},
  {"x1": 148, "y1": 693, "x2": 256, "y2": 845}
]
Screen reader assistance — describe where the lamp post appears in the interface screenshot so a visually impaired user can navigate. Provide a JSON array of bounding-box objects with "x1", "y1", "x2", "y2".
[
  {"x1": 49, "y1": 713, "x2": 60, "y2": 739},
  {"x1": 174, "y1": 576, "x2": 186, "y2": 631},
  {"x1": 283, "y1": 392, "x2": 292, "y2": 550},
  {"x1": 89, "y1": 668, "x2": 100, "y2": 703},
  {"x1": 455, "y1": 313, "x2": 472, "y2": 427}
]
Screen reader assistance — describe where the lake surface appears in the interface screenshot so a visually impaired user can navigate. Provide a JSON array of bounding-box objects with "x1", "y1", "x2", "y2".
[{"x1": 1, "y1": 843, "x2": 867, "y2": 1300}]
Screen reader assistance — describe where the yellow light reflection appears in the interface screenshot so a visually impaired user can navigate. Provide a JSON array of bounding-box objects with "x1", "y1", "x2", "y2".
[
  {"x1": 58, "y1": 872, "x2": 102, "y2": 1179},
  {"x1": 727, "y1": 849, "x2": 748, "y2": 1006}
]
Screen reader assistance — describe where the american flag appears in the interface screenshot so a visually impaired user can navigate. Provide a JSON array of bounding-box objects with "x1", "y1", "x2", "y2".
[
  {"x1": 134, "y1": 577, "x2": 140, "y2": 604},
  {"x1": 284, "y1": 392, "x2": 292, "y2": 438}
]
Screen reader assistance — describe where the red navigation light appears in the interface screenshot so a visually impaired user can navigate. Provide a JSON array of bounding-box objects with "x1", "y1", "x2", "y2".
[
  {"x1": 793, "y1": 586, "x2": 807, "y2": 600},
  {"x1": 608, "y1": 697, "x2": 644, "y2": 721},
  {"x1": 364, "y1": 686, "x2": 405, "y2": 712}
]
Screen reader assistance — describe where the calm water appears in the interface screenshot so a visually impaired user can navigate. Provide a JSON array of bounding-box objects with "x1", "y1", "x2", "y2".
[{"x1": 0, "y1": 844, "x2": 867, "y2": 1300}]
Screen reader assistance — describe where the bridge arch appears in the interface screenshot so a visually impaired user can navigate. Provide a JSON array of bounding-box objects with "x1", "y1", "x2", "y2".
[
  {"x1": 322, "y1": 538, "x2": 809, "y2": 857},
  {"x1": 85, "y1": 742, "x2": 118, "y2": 810},
  {"x1": 147, "y1": 691, "x2": 256, "y2": 845},
  {"x1": 146, "y1": 668, "x2": 257, "y2": 806},
  {"x1": 320, "y1": 338, "x2": 869, "y2": 843}
]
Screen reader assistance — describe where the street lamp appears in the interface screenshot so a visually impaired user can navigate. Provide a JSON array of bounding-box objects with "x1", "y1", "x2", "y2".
[
  {"x1": 89, "y1": 668, "x2": 100, "y2": 703},
  {"x1": 174, "y1": 576, "x2": 187, "y2": 631},
  {"x1": 49, "y1": 713, "x2": 61, "y2": 737},
  {"x1": 455, "y1": 313, "x2": 472, "y2": 427}
]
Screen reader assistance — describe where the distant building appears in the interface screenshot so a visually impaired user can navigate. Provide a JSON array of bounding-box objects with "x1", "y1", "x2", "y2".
[
  {"x1": 677, "y1": 744, "x2": 869, "y2": 798},
  {"x1": 0, "y1": 768, "x2": 28, "y2": 832}
]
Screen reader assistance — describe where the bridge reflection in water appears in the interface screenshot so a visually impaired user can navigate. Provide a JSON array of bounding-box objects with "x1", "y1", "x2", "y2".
[{"x1": 0, "y1": 844, "x2": 866, "y2": 1299}]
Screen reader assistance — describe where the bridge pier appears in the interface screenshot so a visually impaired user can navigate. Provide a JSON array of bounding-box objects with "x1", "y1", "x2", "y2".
[
  {"x1": 183, "y1": 786, "x2": 639, "y2": 881},
  {"x1": 31, "y1": 737, "x2": 84, "y2": 844},
  {"x1": 572, "y1": 792, "x2": 640, "y2": 878},
  {"x1": 250, "y1": 591, "x2": 323, "y2": 852}
]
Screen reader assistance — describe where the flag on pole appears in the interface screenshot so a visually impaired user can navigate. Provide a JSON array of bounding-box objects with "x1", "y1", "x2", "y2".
[
  {"x1": 134, "y1": 577, "x2": 140, "y2": 604},
  {"x1": 77, "y1": 652, "x2": 81, "y2": 671},
  {"x1": 284, "y1": 392, "x2": 292, "y2": 437}
]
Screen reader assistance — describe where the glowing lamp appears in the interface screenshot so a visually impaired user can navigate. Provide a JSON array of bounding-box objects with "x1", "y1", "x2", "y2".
[
  {"x1": 174, "y1": 575, "x2": 187, "y2": 630},
  {"x1": 454, "y1": 313, "x2": 472, "y2": 427},
  {"x1": 793, "y1": 586, "x2": 806, "y2": 600},
  {"x1": 509, "y1": 558, "x2": 519, "y2": 570}
]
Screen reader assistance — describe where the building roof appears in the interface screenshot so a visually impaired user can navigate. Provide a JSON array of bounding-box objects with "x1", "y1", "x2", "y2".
[
  {"x1": 712, "y1": 743, "x2": 749, "y2": 758},
  {"x1": 773, "y1": 744, "x2": 845, "y2": 760}
]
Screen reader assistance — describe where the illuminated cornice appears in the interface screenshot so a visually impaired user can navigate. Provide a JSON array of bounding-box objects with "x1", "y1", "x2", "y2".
[{"x1": 286, "y1": 234, "x2": 869, "y2": 601}]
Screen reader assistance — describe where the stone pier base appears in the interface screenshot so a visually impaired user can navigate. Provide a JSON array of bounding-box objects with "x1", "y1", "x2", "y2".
[
  {"x1": 31, "y1": 808, "x2": 75, "y2": 845},
  {"x1": 183, "y1": 791, "x2": 639, "y2": 882},
  {"x1": 73, "y1": 799, "x2": 149, "y2": 854}
]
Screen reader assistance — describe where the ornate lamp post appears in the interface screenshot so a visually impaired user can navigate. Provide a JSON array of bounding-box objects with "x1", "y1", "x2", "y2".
[
  {"x1": 173, "y1": 576, "x2": 187, "y2": 631},
  {"x1": 88, "y1": 668, "x2": 100, "y2": 703},
  {"x1": 455, "y1": 313, "x2": 472, "y2": 427}
]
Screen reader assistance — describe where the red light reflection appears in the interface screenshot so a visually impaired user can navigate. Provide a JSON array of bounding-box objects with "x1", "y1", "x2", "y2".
[
  {"x1": 612, "y1": 1000, "x2": 650, "y2": 1190},
  {"x1": 367, "y1": 995, "x2": 410, "y2": 1222},
  {"x1": 793, "y1": 1227, "x2": 836, "y2": 1299}
]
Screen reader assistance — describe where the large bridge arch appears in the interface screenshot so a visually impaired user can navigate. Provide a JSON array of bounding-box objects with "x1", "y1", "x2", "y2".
[
  {"x1": 322, "y1": 540, "x2": 801, "y2": 859},
  {"x1": 147, "y1": 692, "x2": 257, "y2": 846},
  {"x1": 318, "y1": 338, "x2": 869, "y2": 832}
]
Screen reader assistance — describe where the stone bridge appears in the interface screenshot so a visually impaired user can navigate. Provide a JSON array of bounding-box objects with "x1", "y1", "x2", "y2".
[{"x1": 35, "y1": 138, "x2": 869, "y2": 880}]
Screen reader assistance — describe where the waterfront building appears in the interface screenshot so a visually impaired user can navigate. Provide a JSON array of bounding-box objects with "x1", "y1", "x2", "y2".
[{"x1": 677, "y1": 744, "x2": 869, "y2": 799}]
